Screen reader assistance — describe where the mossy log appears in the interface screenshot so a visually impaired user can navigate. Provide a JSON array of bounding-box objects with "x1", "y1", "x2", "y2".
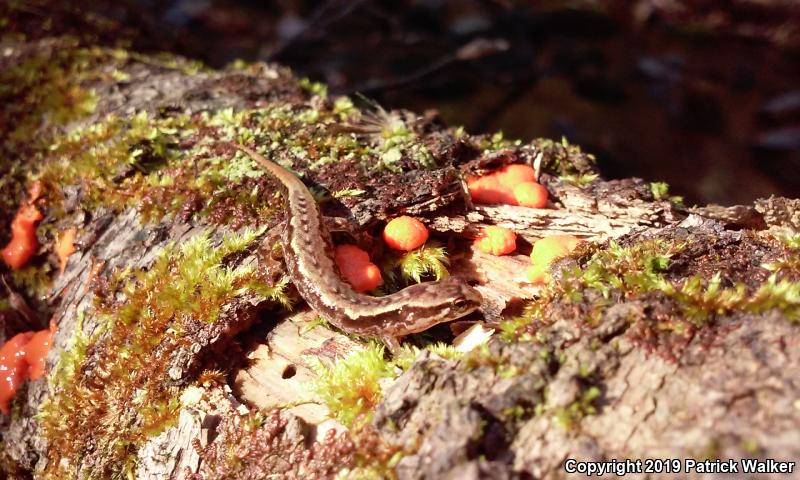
[{"x1": 1, "y1": 35, "x2": 799, "y2": 480}]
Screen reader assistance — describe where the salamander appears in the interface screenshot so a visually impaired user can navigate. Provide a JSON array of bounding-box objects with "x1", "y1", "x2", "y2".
[{"x1": 232, "y1": 143, "x2": 482, "y2": 349}]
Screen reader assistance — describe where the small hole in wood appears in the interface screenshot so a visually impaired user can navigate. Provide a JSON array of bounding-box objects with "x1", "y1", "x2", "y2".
[{"x1": 282, "y1": 364, "x2": 297, "y2": 379}]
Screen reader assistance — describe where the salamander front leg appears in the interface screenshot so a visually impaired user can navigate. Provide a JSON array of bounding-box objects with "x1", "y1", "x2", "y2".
[
  {"x1": 324, "y1": 216, "x2": 375, "y2": 251},
  {"x1": 380, "y1": 334, "x2": 402, "y2": 353}
]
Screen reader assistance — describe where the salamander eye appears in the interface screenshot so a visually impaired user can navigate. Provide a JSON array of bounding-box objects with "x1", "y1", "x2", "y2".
[{"x1": 454, "y1": 299, "x2": 468, "y2": 309}]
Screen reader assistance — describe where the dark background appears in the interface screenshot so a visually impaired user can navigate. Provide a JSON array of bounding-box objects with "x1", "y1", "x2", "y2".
[{"x1": 5, "y1": 0, "x2": 800, "y2": 205}]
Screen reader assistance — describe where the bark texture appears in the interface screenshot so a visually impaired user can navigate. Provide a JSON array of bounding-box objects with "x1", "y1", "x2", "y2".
[{"x1": 0, "y1": 35, "x2": 798, "y2": 480}]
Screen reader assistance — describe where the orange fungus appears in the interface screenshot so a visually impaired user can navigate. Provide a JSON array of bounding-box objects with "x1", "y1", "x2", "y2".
[
  {"x1": 55, "y1": 227, "x2": 78, "y2": 274},
  {"x1": 22, "y1": 323, "x2": 56, "y2": 381},
  {"x1": 334, "y1": 244, "x2": 383, "y2": 293},
  {"x1": 475, "y1": 226, "x2": 517, "y2": 256},
  {"x1": 0, "y1": 332, "x2": 34, "y2": 414},
  {"x1": 468, "y1": 163, "x2": 546, "y2": 208},
  {"x1": 2, "y1": 204, "x2": 43, "y2": 270},
  {"x1": 382, "y1": 216, "x2": 429, "y2": 251},
  {"x1": 467, "y1": 174, "x2": 515, "y2": 205},
  {"x1": 513, "y1": 182, "x2": 548, "y2": 208},
  {"x1": 496, "y1": 164, "x2": 536, "y2": 189},
  {"x1": 527, "y1": 235, "x2": 581, "y2": 284},
  {"x1": 0, "y1": 323, "x2": 57, "y2": 414}
]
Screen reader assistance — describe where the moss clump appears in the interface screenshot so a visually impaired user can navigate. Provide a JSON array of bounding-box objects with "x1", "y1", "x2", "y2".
[
  {"x1": 390, "y1": 242, "x2": 450, "y2": 285},
  {"x1": 501, "y1": 239, "x2": 683, "y2": 342},
  {"x1": 552, "y1": 385, "x2": 601, "y2": 431},
  {"x1": 38, "y1": 228, "x2": 289, "y2": 479},
  {"x1": 308, "y1": 343, "x2": 395, "y2": 428},
  {"x1": 31, "y1": 93, "x2": 445, "y2": 226},
  {"x1": 762, "y1": 232, "x2": 800, "y2": 277},
  {"x1": 561, "y1": 172, "x2": 600, "y2": 187},
  {"x1": 782, "y1": 233, "x2": 800, "y2": 250},
  {"x1": 32, "y1": 109, "x2": 280, "y2": 226},
  {"x1": 535, "y1": 136, "x2": 598, "y2": 180},
  {"x1": 0, "y1": 38, "x2": 103, "y2": 151},
  {"x1": 392, "y1": 342, "x2": 463, "y2": 371},
  {"x1": 9, "y1": 262, "x2": 54, "y2": 300},
  {"x1": 36, "y1": 111, "x2": 187, "y2": 215},
  {"x1": 650, "y1": 181, "x2": 684, "y2": 204},
  {"x1": 477, "y1": 130, "x2": 523, "y2": 154},
  {"x1": 191, "y1": 409, "x2": 401, "y2": 480},
  {"x1": 0, "y1": 39, "x2": 113, "y2": 215},
  {"x1": 741, "y1": 275, "x2": 800, "y2": 321},
  {"x1": 502, "y1": 236, "x2": 800, "y2": 356}
]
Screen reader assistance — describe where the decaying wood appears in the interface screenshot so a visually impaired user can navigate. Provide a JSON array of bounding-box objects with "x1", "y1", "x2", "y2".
[{"x1": 1, "y1": 35, "x2": 799, "y2": 480}]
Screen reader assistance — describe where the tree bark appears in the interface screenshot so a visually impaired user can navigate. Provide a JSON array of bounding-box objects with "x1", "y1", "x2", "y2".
[{"x1": 1, "y1": 34, "x2": 798, "y2": 480}]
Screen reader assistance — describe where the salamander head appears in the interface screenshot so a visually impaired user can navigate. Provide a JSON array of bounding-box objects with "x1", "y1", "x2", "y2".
[{"x1": 394, "y1": 278, "x2": 482, "y2": 335}]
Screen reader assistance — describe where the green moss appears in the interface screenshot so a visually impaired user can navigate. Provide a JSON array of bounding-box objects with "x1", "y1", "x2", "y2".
[
  {"x1": 333, "y1": 96, "x2": 358, "y2": 119},
  {"x1": 32, "y1": 106, "x2": 284, "y2": 225},
  {"x1": 745, "y1": 275, "x2": 800, "y2": 321},
  {"x1": 36, "y1": 111, "x2": 188, "y2": 214},
  {"x1": 391, "y1": 342, "x2": 464, "y2": 372},
  {"x1": 665, "y1": 273, "x2": 746, "y2": 326},
  {"x1": 763, "y1": 233, "x2": 800, "y2": 275},
  {"x1": 499, "y1": 315, "x2": 536, "y2": 342},
  {"x1": 650, "y1": 181, "x2": 684, "y2": 204},
  {"x1": 741, "y1": 439, "x2": 762, "y2": 456},
  {"x1": 390, "y1": 345, "x2": 420, "y2": 371},
  {"x1": 552, "y1": 385, "x2": 601, "y2": 431},
  {"x1": 376, "y1": 242, "x2": 451, "y2": 296},
  {"x1": 374, "y1": 118, "x2": 434, "y2": 172},
  {"x1": 462, "y1": 343, "x2": 502, "y2": 371},
  {"x1": 478, "y1": 130, "x2": 522, "y2": 153},
  {"x1": 394, "y1": 242, "x2": 450, "y2": 284},
  {"x1": 576, "y1": 240, "x2": 681, "y2": 296},
  {"x1": 38, "y1": 228, "x2": 289, "y2": 478},
  {"x1": 502, "y1": 239, "x2": 683, "y2": 340},
  {"x1": 426, "y1": 342, "x2": 463, "y2": 361},
  {"x1": 782, "y1": 233, "x2": 800, "y2": 250},
  {"x1": 9, "y1": 263, "x2": 54, "y2": 299},
  {"x1": 561, "y1": 172, "x2": 599, "y2": 187},
  {"x1": 536, "y1": 136, "x2": 597, "y2": 178},
  {"x1": 503, "y1": 235, "x2": 800, "y2": 349},
  {"x1": 0, "y1": 40, "x2": 108, "y2": 151},
  {"x1": 308, "y1": 343, "x2": 395, "y2": 428},
  {"x1": 332, "y1": 188, "x2": 367, "y2": 199},
  {"x1": 501, "y1": 405, "x2": 528, "y2": 420},
  {"x1": 298, "y1": 77, "x2": 328, "y2": 98}
]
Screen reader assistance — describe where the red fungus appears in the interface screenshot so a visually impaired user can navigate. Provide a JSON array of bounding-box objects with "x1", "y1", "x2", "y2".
[
  {"x1": 383, "y1": 216, "x2": 429, "y2": 251},
  {"x1": 0, "y1": 322, "x2": 57, "y2": 414},
  {"x1": 0, "y1": 332, "x2": 34, "y2": 414},
  {"x1": 2, "y1": 204, "x2": 43, "y2": 270},
  {"x1": 22, "y1": 323, "x2": 56, "y2": 381},
  {"x1": 474, "y1": 226, "x2": 517, "y2": 256},
  {"x1": 334, "y1": 245, "x2": 383, "y2": 293}
]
